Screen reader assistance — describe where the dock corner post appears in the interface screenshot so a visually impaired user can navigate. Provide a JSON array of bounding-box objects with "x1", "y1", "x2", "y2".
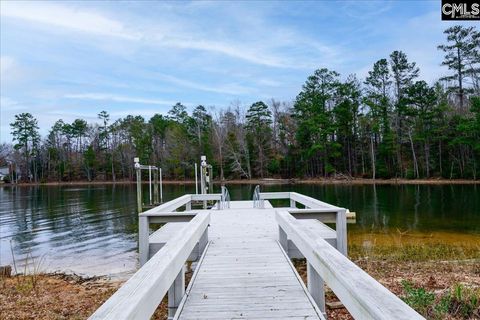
[
  {"x1": 279, "y1": 226, "x2": 288, "y2": 252},
  {"x1": 290, "y1": 199, "x2": 296, "y2": 208},
  {"x1": 139, "y1": 215, "x2": 149, "y2": 266},
  {"x1": 336, "y1": 209, "x2": 348, "y2": 256},
  {"x1": 307, "y1": 262, "x2": 326, "y2": 318},
  {"x1": 168, "y1": 265, "x2": 186, "y2": 319}
]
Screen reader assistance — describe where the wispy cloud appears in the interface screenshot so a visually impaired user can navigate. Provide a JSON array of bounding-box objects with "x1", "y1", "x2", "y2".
[
  {"x1": 1, "y1": 1, "x2": 340, "y2": 70},
  {"x1": 0, "y1": 56, "x2": 15, "y2": 78},
  {"x1": 1, "y1": 1, "x2": 139, "y2": 40},
  {"x1": 154, "y1": 73, "x2": 255, "y2": 96},
  {"x1": 0, "y1": 96, "x2": 22, "y2": 110},
  {"x1": 64, "y1": 93, "x2": 180, "y2": 106}
]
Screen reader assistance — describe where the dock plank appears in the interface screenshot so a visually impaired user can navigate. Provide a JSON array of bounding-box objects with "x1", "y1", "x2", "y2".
[{"x1": 175, "y1": 203, "x2": 324, "y2": 320}]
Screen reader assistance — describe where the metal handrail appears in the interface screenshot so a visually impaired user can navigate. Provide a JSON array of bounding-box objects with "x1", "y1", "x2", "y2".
[
  {"x1": 252, "y1": 185, "x2": 260, "y2": 208},
  {"x1": 221, "y1": 186, "x2": 230, "y2": 209}
]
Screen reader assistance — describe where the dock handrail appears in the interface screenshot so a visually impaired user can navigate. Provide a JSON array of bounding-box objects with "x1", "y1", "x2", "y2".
[
  {"x1": 256, "y1": 191, "x2": 348, "y2": 255},
  {"x1": 90, "y1": 211, "x2": 210, "y2": 320},
  {"x1": 138, "y1": 193, "x2": 222, "y2": 266},
  {"x1": 220, "y1": 186, "x2": 230, "y2": 209},
  {"x1": 252, "y1": 185, "x2": 261, "y2": 208},
  {"x1": 276, "y1": 211, "x2": 424, "y2": 320}
]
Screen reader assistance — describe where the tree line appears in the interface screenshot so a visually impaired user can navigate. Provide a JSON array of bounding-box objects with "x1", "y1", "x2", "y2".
[{"x1": 2, "y1": 25, "x2": 479, "y2": 182}]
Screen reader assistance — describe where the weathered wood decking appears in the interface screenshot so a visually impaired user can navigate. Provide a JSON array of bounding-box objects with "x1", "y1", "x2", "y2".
[{"x1": 175, "y1": 201, "x2": 323, "y2": 319}]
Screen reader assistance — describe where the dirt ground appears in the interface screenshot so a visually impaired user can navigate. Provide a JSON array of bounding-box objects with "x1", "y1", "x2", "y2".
[
  {"x1": 293, "y1": 259, "x2": 480, "y2": 319},
  {"x1": 1, "y1": 259, "x2": 479, "y2": 320}
]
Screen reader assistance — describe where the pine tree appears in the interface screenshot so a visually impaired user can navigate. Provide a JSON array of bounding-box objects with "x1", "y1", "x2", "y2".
[
  {"x1": 245, "y1": 101, "x2": 272, "y2": 178},
  {"x1": 10, "y1": 113, "x2": 40, "y2": 181},
  {"x1": 294, "y1": 68, "x2": 340, "y2": 177},
  {"x1": 364, "y1": 59, "x2": 393, "y2": 178},
  {"x1": 390, "y1": 50, "x2": 420, "y2": 176},
  {"x1": 438, "y1": 26, "x2": 478, "y2": 109}
]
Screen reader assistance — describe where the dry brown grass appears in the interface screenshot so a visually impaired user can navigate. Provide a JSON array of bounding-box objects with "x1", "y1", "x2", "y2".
[
  {"x1": 0, "y1": 267, "x2": 195, "y2": 320},
  {"x1": 293, "y1": 258, "x2": 480, "y2": 320},
  {"x1": 1, "y1": 255, "x2": 478, "y2": 319}
]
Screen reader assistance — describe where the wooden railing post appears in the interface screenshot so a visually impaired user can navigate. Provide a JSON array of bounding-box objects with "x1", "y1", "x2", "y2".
[
  {"x1": 279, "y1": 226, "x2": 288, "y2": 251},
  {"x1": 276, "y1": 211, "x2": 424, "y2": 320},
  {"x1": 336, "y1": 209, "x2": 347, "y2": 256},
  {"x1": 186, "y1": 201, "x2": 192, "y2": 211},
  {"x1": 307, "y1": 262, "x2": 326, "y2": 317},
  {"x1": 168, "y1": 265, "x2": 185, "y2": 319},
  {"x1": 139, "y1": 215, "x2": 149, "y2": 266},
  {"x1": 290, "y1": 199, "x2": 296, "y2": 208}
]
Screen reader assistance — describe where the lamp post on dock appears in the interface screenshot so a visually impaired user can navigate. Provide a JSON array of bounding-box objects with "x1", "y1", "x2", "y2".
[{"x1": 134, "y1": 157, "x2": 142, "y2": 213}]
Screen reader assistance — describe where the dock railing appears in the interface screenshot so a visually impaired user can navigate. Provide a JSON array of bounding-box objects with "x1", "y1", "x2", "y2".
[
  {"x1": 90, "y1": 211, "x2": 210, "y2": 320},
  {"x1": 138, "y1": 193, "x2": 222, "y2": 266},
  {"x1": 220, "y1": 186, "x2": 230, "y2": 209},
  {"x1": 252, "y1": 184, "x2": 261, "y2": 208},
  {"x1": 276, "y1": 210, "x2": 424, "y2": 320},
  {"x1": 259, "y1": 191, "x2": 347, "y2": 255}
]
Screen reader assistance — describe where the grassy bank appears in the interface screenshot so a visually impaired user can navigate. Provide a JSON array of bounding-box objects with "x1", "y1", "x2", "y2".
[
  {"x1": 293, "y1": 238, "x2": 480, "y2": 319},
  {"x1": 1, "y1": 242, "x2": 478, "y2": 319},
  {"x1": 293, "y1": 258, "x2": 480, "y2": 320},
  {"x1": 0, "y1": 267, "x2": 196, "y2": 320}
]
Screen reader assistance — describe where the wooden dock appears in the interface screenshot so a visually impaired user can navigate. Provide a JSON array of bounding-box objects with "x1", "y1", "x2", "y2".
[
  {"x1": 176, "y1": 201, "x2": 322, "y2": 319},
  {"x1": 91, "y1": 191, "x2": 425, "y2": 320}
]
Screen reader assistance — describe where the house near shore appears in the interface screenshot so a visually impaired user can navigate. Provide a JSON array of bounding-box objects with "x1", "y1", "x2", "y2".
[{"x1": 0, "y1": 167, "x2": 9, "y2": 181}]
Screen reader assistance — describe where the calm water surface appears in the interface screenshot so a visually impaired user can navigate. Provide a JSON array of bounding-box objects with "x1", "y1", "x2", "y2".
[{"x1": 0, "y1": 183, "x2": 479, "y2": 278}]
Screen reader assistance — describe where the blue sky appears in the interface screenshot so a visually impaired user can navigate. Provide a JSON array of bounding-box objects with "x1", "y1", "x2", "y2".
[{"x1": 0, "y1": 0, "x2": 477, "y2": 142}]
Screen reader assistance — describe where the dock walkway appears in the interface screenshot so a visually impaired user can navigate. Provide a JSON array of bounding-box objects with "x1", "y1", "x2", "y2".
[
  {"x1": 175, "y1": 201, "x2": 322, "y2": 319},
  {"x1": 91, "y1": 191, "x2": 424, "y2": 320}
]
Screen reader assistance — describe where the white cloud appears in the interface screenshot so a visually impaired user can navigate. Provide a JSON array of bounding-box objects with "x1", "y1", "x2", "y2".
[
  {"x1": 64, "y1": 93, "x2": 179, "y2": 106},
  {"x1": 0, "y1": 1, "x2": 139, "y2": 40},
  {"x1": 0, "y1": 96, "x2": 22, "y2": 111},
  {"x1": 1, "y1": 2, "x2": 341, "y2": 70},
  {"x1": 155, "y1": 73, "x2": 255, "y2": 95},
  {"x1": 162, "y1": 38, "x2": 288, "y2": 68},
  {"x1": 0, "y1": 56, "x2": 16, "y2": 78}
]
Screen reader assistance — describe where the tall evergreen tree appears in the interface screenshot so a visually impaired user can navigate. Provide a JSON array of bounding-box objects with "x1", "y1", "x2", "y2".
[
  {"x1": 294, "y1": 68, "x2": 340, "y2": 177},
  {"x1": 364, "y1": 58, "x2": 393, "y2": 178},
  {"x1": 438, "y1": 26, "x2": 478, "y2": 109},
  {"x1": 390, "y1": 50, "x2": 420, "y2": 176},
  {"x1": 245, "y1": 101, "x2": 273, "y2": 178},
  {"x1": 10, "y1": 113, "x2": 40, "y2": 181}
]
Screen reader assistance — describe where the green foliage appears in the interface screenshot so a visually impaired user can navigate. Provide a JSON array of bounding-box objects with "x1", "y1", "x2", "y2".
[
  {"x1": 438, "y1": 25, "x2": 480, "y2": 106},
  {"x1": 10, "y1": 113, "x2": 40, "y2": 181},
  {"x1": 401, "y1": 280, "x2": 435, "y2": 315},
  {"x1": 400, "y1": 281, "x2": 480, "y2": 319}
]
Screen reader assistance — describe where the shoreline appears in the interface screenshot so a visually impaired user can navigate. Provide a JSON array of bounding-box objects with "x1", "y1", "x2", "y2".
[
  {"x1": 2, "y1": 258, "x2": 478, "y2": 320},
  {"x1": 1, "y1": 177, "x2": 479, "y2": 187}
]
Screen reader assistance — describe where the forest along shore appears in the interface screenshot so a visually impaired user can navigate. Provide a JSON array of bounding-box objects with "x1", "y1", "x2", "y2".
[{"x1": 1, "y1": 178, "x2": 480, "y2": 187}]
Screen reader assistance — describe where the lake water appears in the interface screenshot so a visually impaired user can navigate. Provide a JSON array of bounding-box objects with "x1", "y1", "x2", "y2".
[{"x1": 0, "y1": 183, "x2": 479, "y2": 278}]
